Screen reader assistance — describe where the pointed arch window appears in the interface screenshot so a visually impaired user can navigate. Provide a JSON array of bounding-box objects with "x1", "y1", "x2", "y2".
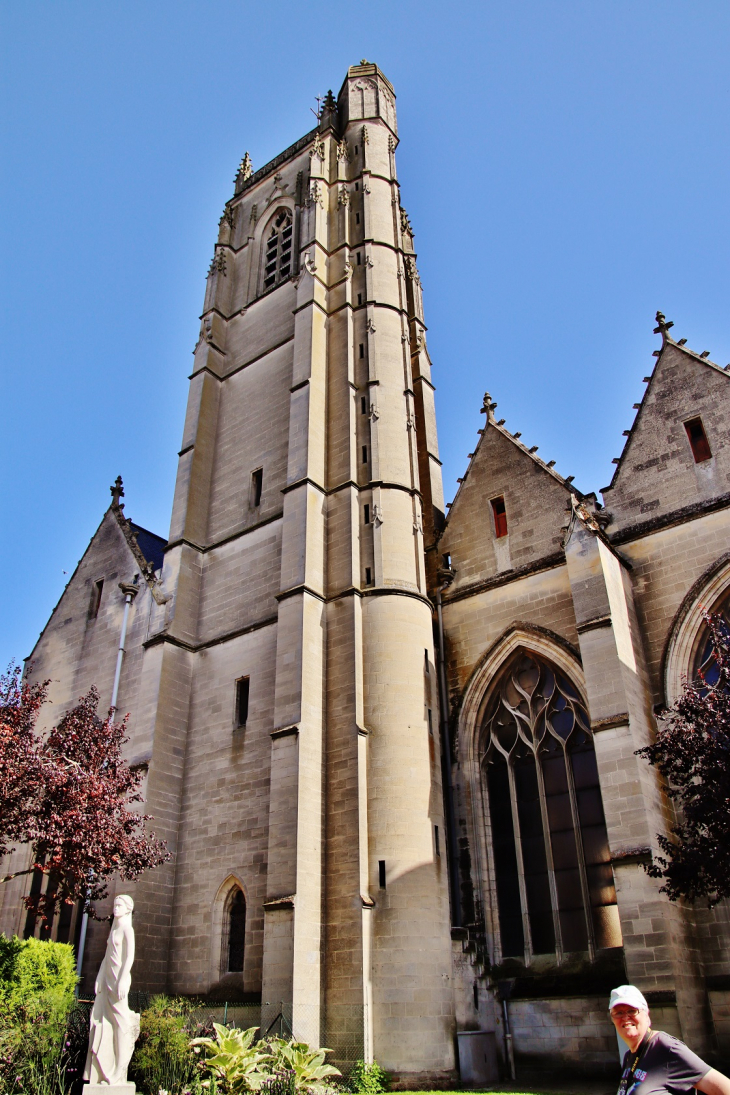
[
  {"x1": 693, "y1": 590, "x2": 730, "y2": 691},
  {"x1": 480, "y1": 651, "x2": 621, "y2": 962},
  {"x1": 263, "y1": 209, "x2": 293, "y2": 290},
  {"x1": 226, "y1": 887, "x2": 246, "y2": 973}
]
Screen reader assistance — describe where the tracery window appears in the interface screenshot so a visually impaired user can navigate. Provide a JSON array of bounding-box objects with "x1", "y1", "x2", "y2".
[
  {"x1": 263, "y1": 209, "x2": 293, "y2": 290},
  {"x1": 693, "y1": 591, "x2": 730, "y2": 690},
  {"x1": 480, "y1": 651, "x2": 621, "y2": 962}
]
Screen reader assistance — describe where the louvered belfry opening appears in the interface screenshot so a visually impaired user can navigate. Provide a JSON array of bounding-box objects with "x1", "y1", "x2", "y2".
[
  {"x1": 263, "y1": 209, "x2": 293, "y2": 290},
  {"x1": 480, "y1": 651, "x2": 622, "y2": 962}
]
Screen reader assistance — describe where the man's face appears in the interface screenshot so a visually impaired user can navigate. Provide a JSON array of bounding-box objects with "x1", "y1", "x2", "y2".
[{"x1": 611, "y1": 1004, "x2": 650, "y2": 1046}]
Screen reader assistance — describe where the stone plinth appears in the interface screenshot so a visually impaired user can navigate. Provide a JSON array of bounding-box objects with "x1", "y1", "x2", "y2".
[{"x1": 83, "y1": 1084, "x2": 135, "y2": 1095}]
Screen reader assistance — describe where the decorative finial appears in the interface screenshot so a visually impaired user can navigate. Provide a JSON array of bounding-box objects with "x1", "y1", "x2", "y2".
[
  {"x1": 653, "y1": 311, "x2": 674, "y2": 338},
  {"x1": 237, "y1": 152, "x2": 252, "y2": 181},
  {"x1": 319, "y1": 90, "x2": 337, "y2": 130},
  {"x1": 360, "y1": 58, "x2": 369, "y2": 65},
  {"x1": 110, "y1": 476, "x2": 124, "y2": 508},
  {"x1": 480, "y1": 392, "x2": 497, "y2": 417}
]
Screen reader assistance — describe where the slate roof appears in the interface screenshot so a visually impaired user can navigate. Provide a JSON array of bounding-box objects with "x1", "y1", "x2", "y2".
[{"x1": 129, "y1": 523, "x2": 166, "y2": 574}]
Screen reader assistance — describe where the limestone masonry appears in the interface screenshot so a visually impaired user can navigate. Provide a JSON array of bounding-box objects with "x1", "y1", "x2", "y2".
[{"x1": 4, "y1": 64, "x2": 730, "y2": 1083}]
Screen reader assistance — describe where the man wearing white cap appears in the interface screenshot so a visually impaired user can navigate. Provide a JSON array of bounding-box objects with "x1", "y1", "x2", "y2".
[{"x1": 610, "y1": 985, "x2": 730, "y2": 1094}]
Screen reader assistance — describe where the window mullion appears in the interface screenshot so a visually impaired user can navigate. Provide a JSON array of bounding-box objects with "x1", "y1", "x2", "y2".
[
  {"x1": 565, "y1": 745, "x2": 596, "y2": 960},
  {"x1": 533, "y1": 749, "x2": 564, "y2": 963},
  {"x1": 506, "y1": 757, "x2": 533, "y2": 965}
]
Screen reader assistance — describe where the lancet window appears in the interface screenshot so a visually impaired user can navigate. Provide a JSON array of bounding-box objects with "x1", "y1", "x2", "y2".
[
  {"x1": 480, "y1": 651, "x2": 621, "y2": 962},
  {"x1": 226, "y1": 888, "x2": 246, "y2": 973},
  {"x1": 263, "y1": 209, "x2": 293, "y2": 290}
]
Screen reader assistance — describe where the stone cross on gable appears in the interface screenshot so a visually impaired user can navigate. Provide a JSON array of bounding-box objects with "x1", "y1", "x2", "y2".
[{"x1": 110, "y1": 476, "x2": 124, "y2": 508}]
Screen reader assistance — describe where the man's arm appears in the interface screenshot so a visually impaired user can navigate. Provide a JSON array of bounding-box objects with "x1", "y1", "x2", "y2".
[{"x1": 697, "y1": 1069, "x2": 730, "y2": 1095}]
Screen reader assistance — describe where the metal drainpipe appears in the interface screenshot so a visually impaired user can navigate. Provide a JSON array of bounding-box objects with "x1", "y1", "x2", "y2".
[
  {"x1": 435, "y1": 585, "x2": 461, "y2": 928},
  {"x1": 76, "y1": 577, "x2": 139, "y2": 981}
]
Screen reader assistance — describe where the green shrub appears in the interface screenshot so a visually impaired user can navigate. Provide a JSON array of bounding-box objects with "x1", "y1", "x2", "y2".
[
  {"x1": 0, "y1": 935, "x2": 77, "y2": 1095},
  {"x1": 264, "y1": 1039, "x2": 340, "y2": 1094},
  {"x1": 348, "y1": 1059, "x2": 389, "y2": 1095},
  {"x1": 190, "y1": 1023, "x2": 269, "y2": 1093},
  {"x1": 129, "y1": 994, "x2": 202, "y2": 1095}
]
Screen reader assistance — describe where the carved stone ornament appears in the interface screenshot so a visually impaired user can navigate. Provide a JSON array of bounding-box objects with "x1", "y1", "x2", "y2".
[
  {"x1": 368, "y1": 404, "x2": 380, "y2": 422},
  {"x1": 365, "y1": 255, "x2": 374, "y2": 267},
  {"x1": 249, "y1": 203, "x2": 258, "y2": 227},
  {"x1": 307, "y1": 181, "x2": 324, "y2": 208},
  {"x1": 415, "y1": 330, "x2": 425, "y2": 351},
  {"x1": 406, "y1": 411, "x2": 417, "y2": 431},
  {"x1": 413, "y1": 514, "x2": 423, "y2": 535},
  {"x1": 363, "y1": 182, "x2": 371, "y2": 194},
  {"x1": 372, "y1": 504, "x2": 383, "y2": 526},
  {"x1": 219, "y1": 206, "x2": 236, "y2": 230},
  {"x1": 235, "y1": 152, "x2": 253, "y2": 186},
  {"x1": 304, "y1": 252, "x2": 318, "y2": 276},
  {"x1": 405, "y1": 256, "x2": 420, "y2": 283},
  {"x1": 83, "y1": 895, "x2": 140, "y2": 1092},
  {"x1": 388, "y1": 135, "x2": 396, "y2": 153},
  {"x1": 366, "y1": 317, "x2": 376, "y2": 333},
  {"x1": 203, "y1": 316, "x2": 214, "y2": 343},
  {"x1": 338, "y1": 184, "x2": 350, "y2": 207},
  {"x1": 361, "y1": 125, "x2": 370, "y2": 144},
  {"x1": 400, "y1": 207, "x2": 414, "y2": 238},
  {"x1": 343, "y1": 260, "x2": 353, "y2": 280},
  {"x1": 401, "y1": 332, "x2": 410, "y2": 343},
  {"x1": 337, "y1": 139, "x2": 350, "y2": 163},
  {"x1": 208, "y1": 251, "x2": 227, "y2": 277},
  {"x1": 310, "y1": 134, "x2": 325, "y2": 161},
  {"x1": 571, "y1": 493, "x2": 601, "y2": 532}
]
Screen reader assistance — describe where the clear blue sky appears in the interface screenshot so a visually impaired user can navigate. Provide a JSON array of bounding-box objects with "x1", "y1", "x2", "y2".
[{"x1": 3, "y1": 2, "x2": 730, "y2": 672}]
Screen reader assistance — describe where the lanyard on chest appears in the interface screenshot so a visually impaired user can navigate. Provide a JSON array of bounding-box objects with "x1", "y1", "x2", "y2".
[{"x1": 619, "y1": 1031, "x2": 654, "y2": 1094}]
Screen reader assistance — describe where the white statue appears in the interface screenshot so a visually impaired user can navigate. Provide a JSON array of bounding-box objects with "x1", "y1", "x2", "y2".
[{"x1": 83, "y1": 894, "x2": 140, "y2": 1094}]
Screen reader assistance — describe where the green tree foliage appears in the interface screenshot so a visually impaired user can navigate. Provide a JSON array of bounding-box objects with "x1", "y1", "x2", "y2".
[
  {"x1": 638, "y1": 612, "x2": 730, "y2": 904},
  {"x1": 0, "y1": 936, "x2": 77, "y2": 1094}
]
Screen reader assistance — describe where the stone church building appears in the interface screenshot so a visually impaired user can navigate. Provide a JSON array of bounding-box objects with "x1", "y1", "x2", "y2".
[{"x1": 3, "y1": 62, "x2": 730, "y2": 1082}]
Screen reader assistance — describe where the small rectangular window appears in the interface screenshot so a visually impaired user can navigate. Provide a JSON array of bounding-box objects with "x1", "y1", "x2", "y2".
[
  {"x1": 359, "y1": 343, "x2": 364, "y2": 358},
  {"x1": 361, "y1": 396, "x2": 367, "y2": 414},
  {"x1": 362, "y1": 445, "x2": 368, "y2": 464},
  {"x1": 90, "y1": 579, "x2": 104, "y2": 619},
  {"x1": 358, "y1": 293, "x2": 362, "y2": 306},
  {"x1": 435, "y1": 825, "x2": 440, "y2": 857},
  {"x1": 425, "y1": 649, "x2": 430, "y2": 674},
  {"x1": 356, "y1": 212, "x2": 360, "y2": 224},
  {"x1": 378, "y1": 860, "x2": 386, "y2": 889},
  {"x1": 365, "y1": 567, "x2": 372, "y2": 584},
  {"x1": 427, "y1": 708, "x2": 433, "y2": 735},
  {"x1": 364, "y1": 504, "x2": 370, "y2": 524},
  {"x1": 491, "y1": 496, "x2": 508, "y2": 538},
  {"x1": 357, "y1": 253, "x2": 362, "y2": 265},
  {"x1": 251, "y1": 468, "x2": 263, "y2": 507},
  {"x1": 355, "y1": 181, "x2": 359, "y2": 190},
  {"x1": 685, "y1": 417, "x2": 712, "y2": 463},
  {"x1": 442, "y1": 552, "x2": 451, "y2": 568},
  {"x1": 235, "y1": 677, "x2": 250, "y2": 728}
]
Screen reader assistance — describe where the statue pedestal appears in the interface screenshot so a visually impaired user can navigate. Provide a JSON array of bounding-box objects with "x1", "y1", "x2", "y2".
[{"x1": 82, "y1": 1085, "x2": 135, "y2": 1094}]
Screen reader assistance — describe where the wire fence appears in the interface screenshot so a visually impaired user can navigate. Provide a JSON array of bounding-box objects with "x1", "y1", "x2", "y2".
[{"x1": 67, "y1": 995, "x2": 365, "y2": 1080}]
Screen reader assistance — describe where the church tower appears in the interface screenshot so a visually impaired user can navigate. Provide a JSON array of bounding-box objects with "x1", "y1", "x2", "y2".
[{"x1": 130, "y1": 63, "x2": 455, "y2": 1079}]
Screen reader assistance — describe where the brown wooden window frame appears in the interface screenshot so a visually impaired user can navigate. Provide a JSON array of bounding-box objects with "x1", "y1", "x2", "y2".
[
  {"x1": 491, "y1": 496, "x2": 508, "y2": 539},
  {"x1": 684, "y1": 417, "x2": 712, "y2": 463}
]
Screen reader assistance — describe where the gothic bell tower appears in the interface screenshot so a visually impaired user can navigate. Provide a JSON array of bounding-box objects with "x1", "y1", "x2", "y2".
[{"x1": 132, "y1": 62, "x2": 455, "y2": 1080}]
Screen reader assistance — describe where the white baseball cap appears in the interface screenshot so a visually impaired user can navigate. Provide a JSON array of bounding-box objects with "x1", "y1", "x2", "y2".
[{"x1": 609, "y1": 985, "x2": 649, "y2": 1012}]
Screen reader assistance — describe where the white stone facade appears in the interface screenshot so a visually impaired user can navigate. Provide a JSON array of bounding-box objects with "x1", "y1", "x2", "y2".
[{"x1": 4, "y1": 65, "x2": 730, "y2": 1083}]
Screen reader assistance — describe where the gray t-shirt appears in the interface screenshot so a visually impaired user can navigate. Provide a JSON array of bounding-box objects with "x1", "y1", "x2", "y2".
[{"x1": 617, "y1": 1031, "x2": 710, "y2": 1095}]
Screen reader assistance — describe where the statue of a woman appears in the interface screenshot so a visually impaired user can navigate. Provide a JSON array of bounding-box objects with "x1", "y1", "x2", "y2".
[{"x1": 83, "y1": 894, "x2": 140, "y2": 1090}]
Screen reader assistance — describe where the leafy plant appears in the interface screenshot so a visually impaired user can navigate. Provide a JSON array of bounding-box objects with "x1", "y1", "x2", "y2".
[
  {"x1": 266, "y1": 1038, "x2": 341, "y2": 1093},
  {"x1": 348, "y1": 1060, "x2": 389, "y2": 1095},
  {"x1": 637, "y1": 611, "x2": 730, "y2": 903},
  {"x1": 190, "y1": 1024, "x2": 270, "y2": 1093},
  {"x1": 0, "y1": 936, "x2": 78, "y2": 1095},
  {"x1": 129, "y1": 994, "x2": 202, "y2": 1095}
]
